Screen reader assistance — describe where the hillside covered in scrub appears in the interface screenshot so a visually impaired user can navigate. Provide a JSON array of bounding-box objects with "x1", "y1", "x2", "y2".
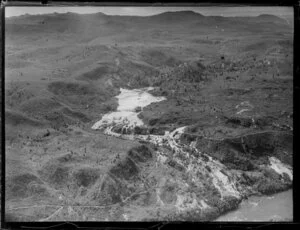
[{"x1": 5, "y1": 10, "x2": 293, "y2": 221}]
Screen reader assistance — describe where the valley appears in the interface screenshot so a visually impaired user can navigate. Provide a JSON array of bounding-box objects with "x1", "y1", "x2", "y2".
[{"x1": 4, "y1": 10, "x2": 293, "y2": 221}]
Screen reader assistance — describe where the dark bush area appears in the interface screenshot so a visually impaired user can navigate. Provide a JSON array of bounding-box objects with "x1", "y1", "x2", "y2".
[
  {"x1": 73, "y1": 168, "x2": 100, "y2": 188},
  {"x1": 109, "y1": 157, "x2": 139, "y2": 180},
  {"x1": 225, "y1": 116, "x2": 253, "y2": 128},
  {"x1": 221, "y1": 150, "x2": 255, "y2": 171},
  {"x1": 148, "y1": 127, "x2": 166, "y2": 135},
  {"x1": 6, "y1": 173, "x2": 43, "y2": 199},
  {"x1": 61, "y1": 107, "x2": 91, "y2": 122},
  {"x1": 77, "y1": 65, "x2": 113, "y2": 81},
  {"x1": 133, "y1": 126, "x2": 149, "y2": 135},
  {"x1": 5, "y1": 110, "x2": 44, "y2": 127},
  {"x1": 128, "y1": 145, "x2": 153, "y2": 163},
  {"x1": 243, "y1": 133, "x2": 275, "y2": 156},
  {"x1": 98, "y1": 175, "x2": 122, "y2": 204},
  {"x1": 48, "y1": 81, "x2": 96, "y2": 96},
  {"x1": 255, "y1": 177, "x2": 288, "y2": 195},
  {"x1": 167, "y1": 160, "x2": 185, "y2": 172}
]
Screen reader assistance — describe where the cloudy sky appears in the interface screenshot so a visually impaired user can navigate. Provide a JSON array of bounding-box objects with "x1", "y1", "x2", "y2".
[{"x1": 5, "y1": 6, "x2": 293, "y2": 18}]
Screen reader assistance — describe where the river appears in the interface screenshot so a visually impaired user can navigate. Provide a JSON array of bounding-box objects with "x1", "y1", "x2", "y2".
[
  {"x1": 92, "y1": 87, "x2": 293, "y2": 221},
  {"x1": 216, "y1": 189, "x2": 293, "y2": 221}
]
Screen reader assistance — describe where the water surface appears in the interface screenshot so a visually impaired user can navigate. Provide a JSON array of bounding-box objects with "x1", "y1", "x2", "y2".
[{"x1": 216, "y1": 189, "x2": 293, "y2": 221}]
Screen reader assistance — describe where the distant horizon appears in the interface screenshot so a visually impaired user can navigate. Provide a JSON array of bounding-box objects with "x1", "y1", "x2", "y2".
[{"x1": 5, "y1": 6, "x2": 293, "y2": 19}]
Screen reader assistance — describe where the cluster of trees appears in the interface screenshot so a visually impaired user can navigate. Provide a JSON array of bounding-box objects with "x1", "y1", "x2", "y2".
[{"x1": 149, "y1": 61, "x2": 208, "y2": 104}]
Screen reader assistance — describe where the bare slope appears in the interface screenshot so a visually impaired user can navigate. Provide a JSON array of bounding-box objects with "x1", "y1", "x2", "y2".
[{"x1": 5, "y1": 11, "x2": 293, "y2": 221}]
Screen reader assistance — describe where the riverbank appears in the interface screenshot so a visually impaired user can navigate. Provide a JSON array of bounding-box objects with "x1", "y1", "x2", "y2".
[
  {"x1": 216, "y1": 189, "x2": 293, "y2": 221},
  {"x1": 91, "y1": 87, "x2": 293, "y2": 221}
]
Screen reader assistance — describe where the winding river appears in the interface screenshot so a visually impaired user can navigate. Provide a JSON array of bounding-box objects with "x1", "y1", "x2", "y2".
[{"x1": 92, "y1": 87, "x2": 293, "y2": 221}]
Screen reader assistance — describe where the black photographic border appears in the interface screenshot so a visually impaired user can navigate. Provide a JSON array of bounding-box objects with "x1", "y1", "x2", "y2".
[{"x1": 1, "y1": 0, "x2": 299, "y2": 229}]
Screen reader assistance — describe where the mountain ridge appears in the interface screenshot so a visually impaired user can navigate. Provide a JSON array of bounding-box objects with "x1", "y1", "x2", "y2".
[{"x1": 6, "y1": 10, "x2": 286, "y2": 22}]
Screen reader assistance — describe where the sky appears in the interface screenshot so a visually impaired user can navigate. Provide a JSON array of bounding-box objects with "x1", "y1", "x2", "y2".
[{"x1": 5, "y1": 6, "x2": 293, "y2": 18}]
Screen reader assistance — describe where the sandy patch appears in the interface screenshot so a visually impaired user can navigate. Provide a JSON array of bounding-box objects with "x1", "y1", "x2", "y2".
[{"x1": 92, "y1": 87, "x2": 166, "y2": 129}]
